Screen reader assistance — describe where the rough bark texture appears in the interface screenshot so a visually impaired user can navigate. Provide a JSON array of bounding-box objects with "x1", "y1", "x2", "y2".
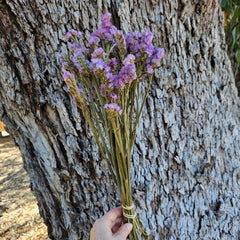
[{"x1": 0, "y1": 0, "x2": 240, "y2": 239}]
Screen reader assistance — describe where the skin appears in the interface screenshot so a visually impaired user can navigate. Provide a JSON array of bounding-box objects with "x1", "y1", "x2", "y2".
[{"x1": 90, "y1": 206, "x2": 133, "y2": 240}]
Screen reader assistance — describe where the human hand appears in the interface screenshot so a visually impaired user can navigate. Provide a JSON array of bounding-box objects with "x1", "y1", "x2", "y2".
[{"x1": 90, "y1": 206, "x2": 133, "y2": 240}]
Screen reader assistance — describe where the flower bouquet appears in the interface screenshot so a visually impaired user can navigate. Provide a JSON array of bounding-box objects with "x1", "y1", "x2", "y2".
[{"x1": 60, "y1": 12, "x2": 164, "y2": 240}]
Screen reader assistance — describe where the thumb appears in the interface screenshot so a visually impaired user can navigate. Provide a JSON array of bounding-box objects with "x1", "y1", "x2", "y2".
[{"x1": 115, "y1": 223, "x2": 133, "y2": 240}]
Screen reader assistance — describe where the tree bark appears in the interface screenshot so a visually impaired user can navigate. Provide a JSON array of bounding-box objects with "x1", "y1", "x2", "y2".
[{"x1": 0, "y1": 0, "x2": 240, "y2": 239}]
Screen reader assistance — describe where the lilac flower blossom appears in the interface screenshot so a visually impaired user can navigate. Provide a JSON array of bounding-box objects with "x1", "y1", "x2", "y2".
[
  {"x1": 146, "y1": 64, "x2": 153, "y2": 74},
  {"x1": 125, "y1": 31, "x2": 141, "y2": 53},
  {"x1": 116, "y1": 30, "x2": 126, "y2": 49},
  {"x1": 65, "y1": 29, "x2": 82, "y2": 40},
  {"x1": 88, "y1": 36, "x2": 100, "y2": 47},
  {"x1": 92, "y1": 48, "x2": 104, "y2": 58},
  {"x1": 101, "y1": 12, "x2": 112, "y2": 28},
  {"x1": 123, "y1": 54, "x2": 135, "y2": 66},
  {"x1": 104, "y1": 103, "x2": 123, "y2": 115},
  {"x1": 116, "y1": 63, "x2": 137, "y2": 90},
  {"x1": 109, "y1": 92, "x2": 118, "y2": 100},
  {"x1": 92, "y1": 58, "x2": 108, "y2": 72},
  {"x1": 109, "y1": 25, "x2": 118, "y2": 36},
  {"x1": 69, "y1": 42, "x2": 82, "y2": 51},
  {"x1": 107, "y1": 58, "x2": 118, "y2": 71},
  {"x1": 150, "y1": 48, "x2": 165, "y2": 67},
  {"x1": 140, "y1": 42, "x2": 154, "y2": 55},
  {"x1": 142, "y1": 28, "x2": 153, "y2": 44},
  {"x1": 107, "y1": 73, "x2": 118, "y2": 89}
]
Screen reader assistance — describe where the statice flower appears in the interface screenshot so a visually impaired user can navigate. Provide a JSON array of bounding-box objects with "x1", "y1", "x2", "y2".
[
  {"x1": 116, "y1": 63, "x2": 137, "y2": 90},
  {"x1": 92, "y1": 48, "x2": 105, "y2": 59},
  {"x1": 140, "y1": 42, "x2": 154, "y2": 55},
  {"x1": 125, "y1": 31, "x2": 141, "y2": 53},
  {"x1": 146, "y1": 64, "x2": 154, "y2": 74},
  {"x1": 107, "y1": 58, "x2": 118, "y2": 72},
  {"x1": 104, "y1": 103, "x2": 123, "y2": 116},
  {"x1": 61, "y1": 12, "x2": 164, "y2": 240},
  {"x1": 107, "y1": 73, "x2": 118, "y2": 89},
  {"x1": 109, "y1": 92, "x2": 118, "y2": 100},
  {"x1": 142, "y1": 28, "x2": 153, "y2": 44},
  {"x1": 89, "y1": 36, "x2": 100, "y2": 48},
  {"x1": 66, "y1": 29, "x2": 82, "y2": 40},
  {"x1": 101, "y1": 12, "x2": 112, "y2": 28},
  {"x1": 69, "y1": 42, "x2": 82, "y2": 52},
  {"x1": 123, "y1": 54, "x2": 135, "y2": 66},
  {"x1": 92, "y1": 58, "x2": 108, "y2": 72},
  {"x1": 150, "y1": 48, "x2": 165, "y2": 67}
]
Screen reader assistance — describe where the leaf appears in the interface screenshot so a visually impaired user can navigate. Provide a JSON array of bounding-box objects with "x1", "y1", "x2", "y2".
[
  {"x1": 231, "y1": 6, "x2": 240, "y2": 27},
  {"x1": 221, "y1": 0, "x2": 227, "y2": 8},
  {"x1": 236, "y1": 49, "x2": 240, "y2": 63},
  {"x1": 231, "y1": 28, "x2": 236, "y2": 51}
]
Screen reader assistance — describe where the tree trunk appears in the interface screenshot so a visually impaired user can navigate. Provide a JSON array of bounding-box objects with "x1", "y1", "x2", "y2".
[{"x1": 0, "y1": 0, "x2": 240, "y2": 239}]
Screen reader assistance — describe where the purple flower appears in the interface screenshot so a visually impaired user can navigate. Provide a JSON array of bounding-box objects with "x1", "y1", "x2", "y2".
[
  {"x1": 69, "y1": 42, "x2": 82, "y2": 51},
  {"x1": 109, "y1": 92, "x2": 118, "y2": 100},
  {"x1": 123, "y1": 54, "x2": 135, "y2": 66},
  {"x1": 91, "y1": 48, "x2": 104, "y2": 59},
  {"x1": 125, "y1": 31, "x2": 141, "y2": 53},
  {"x1": 101, "y1": 12, "x2": 112, "y2": 28},
  {"x1": 91, "y1": 58, "x2": 107, "y2": 72},
  {"x1": 116, "y1": 30, "x2": 126, "y2": 49},
  {"x1": 140, "y1": 42, "x2": 154, "y2": 55},
  {"x1": 92, "y1": 28, "x2": 107, "y2": 38},
  {"x1": 65, "y1": 29, "x2": 82, "y2": 40},
  {"x1": 146, "y1": 64, "x2": 153, "y2": 74},
  {"x1": 107, "y1": 58, "x2": 118, "y2": 71},
  {"x1": 107, "y1": 74, "x2": 118, "y2": 89},
  {"x1": 104, "y1": 103, "x2": 123, "y2": 115},
  {"x1": 104, "y1": 32, "x2": 114, "y2": 40},
  {"x1": 142, "y1": 28, "x2": 153, "y2": 45},
  {"x1": 150, "y1": 48, "x2": 165, "y2": 67},
  {"x1": 109, "y1": 25, "x2": 118, "y2": 36},
  {"x1": 88, "y1": 36, "x2": 100, "y2": 47},
  {"x1": 116, "y1": 63, "x2": 137, "y2": 90}
]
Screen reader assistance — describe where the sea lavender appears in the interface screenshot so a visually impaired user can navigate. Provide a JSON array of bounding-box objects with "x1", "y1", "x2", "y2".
[{"x1": 60, "y1": 12, "x2": 164, "y2": 240}]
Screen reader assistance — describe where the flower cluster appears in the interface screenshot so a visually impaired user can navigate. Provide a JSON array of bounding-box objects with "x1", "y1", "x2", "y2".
[
  {"x1": 60, "y1": 12, "x2": 164, "y2": 240},
  {"x1": 60, "y1": 12, "x2": 164, "y2": 117}
]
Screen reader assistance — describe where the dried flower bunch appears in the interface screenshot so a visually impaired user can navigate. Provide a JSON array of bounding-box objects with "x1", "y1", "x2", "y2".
[{"x1": 60, "y1": 12, "x2": 164, "y2": 240}]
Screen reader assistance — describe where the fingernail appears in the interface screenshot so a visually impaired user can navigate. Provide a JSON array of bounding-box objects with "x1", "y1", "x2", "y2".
[{"x1": 126, "y1": 223, "x2": 133, "y2": 231}]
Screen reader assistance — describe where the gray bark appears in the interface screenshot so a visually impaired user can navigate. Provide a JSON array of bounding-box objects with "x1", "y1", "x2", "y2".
[{"x1": 0, "y1": 0, "x2": 240, "y2": 239}]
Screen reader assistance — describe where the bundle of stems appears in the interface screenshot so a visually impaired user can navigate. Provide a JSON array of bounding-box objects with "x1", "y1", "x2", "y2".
[{"x1": 60, "y1": 12, "x2": 164, "y2": 240}]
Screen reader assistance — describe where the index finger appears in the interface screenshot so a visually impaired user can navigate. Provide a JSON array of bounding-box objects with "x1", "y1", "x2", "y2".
[{"x1": 101, "y1": 206, "x2": 123, "y2": 228}]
